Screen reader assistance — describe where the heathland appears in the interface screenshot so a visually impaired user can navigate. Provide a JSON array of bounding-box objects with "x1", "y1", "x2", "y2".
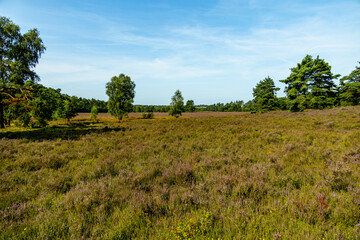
[{"x1": 1, "y1": 107, "x2": 360, "y2": 239}]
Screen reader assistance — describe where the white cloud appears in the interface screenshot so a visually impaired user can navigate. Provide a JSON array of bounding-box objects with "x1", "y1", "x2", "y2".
[{"x1": 7, "y1": 0, "x2": 359, "y2": 104}]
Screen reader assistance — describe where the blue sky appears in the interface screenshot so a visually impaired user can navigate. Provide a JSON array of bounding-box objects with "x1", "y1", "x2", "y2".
[{"x1": 1, "y1": 0, "x2": 360, "y2": 105}]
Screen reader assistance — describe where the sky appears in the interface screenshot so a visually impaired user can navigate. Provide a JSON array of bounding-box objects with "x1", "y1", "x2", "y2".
[{"x1": 1, "y1": 0, "x2": 360, "y2": 105}]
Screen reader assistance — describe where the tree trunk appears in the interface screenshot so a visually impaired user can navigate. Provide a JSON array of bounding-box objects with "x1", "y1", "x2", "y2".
[{"x1": 0, "y1": 97, "x2": 5, "y2": 129}]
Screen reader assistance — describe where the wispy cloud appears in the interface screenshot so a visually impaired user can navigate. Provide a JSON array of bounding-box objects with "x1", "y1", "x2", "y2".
[{"x1": 2, "y1": 0, "x2": 360, "y2": 104}]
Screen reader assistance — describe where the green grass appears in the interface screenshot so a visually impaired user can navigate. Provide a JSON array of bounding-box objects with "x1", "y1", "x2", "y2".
[{"x1": 1, "y1": 107, "x2": 360, "y2": 239}]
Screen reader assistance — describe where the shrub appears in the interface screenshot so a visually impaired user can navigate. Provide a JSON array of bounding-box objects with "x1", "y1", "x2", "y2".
[
  {"x1": 142, "y1": 112, "x2": 154, "y2": 119},
  {"x1": 172, "y1": 211, "x2": 213, "y2": 240},
  {"x1": 90, "y1": 106, "x2": 98, "y2": 120}
]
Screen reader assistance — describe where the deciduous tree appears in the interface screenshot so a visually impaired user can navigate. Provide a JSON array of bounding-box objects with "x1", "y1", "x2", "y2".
[
  {"x1": 53, "y1": 95, "x2": 79, "y2": 123},
  {"x1": 106, "y1": 74, "x2": 135, "y2": 120},
  {"x1": 0, "y1": 16, "x2": 45, "y2": 128},
  {"x1": 90, "y1": 105, "x2": 98, "y2": 120},
  {"x1": 169, "y1": 90, "x2": 184, "y2": 117},
  {"x1": 26, "y1": 81, "x2": 61, "y2": 126},
  {"x1": 185, "y1": 100, "x2": 196, "y2": 112}
]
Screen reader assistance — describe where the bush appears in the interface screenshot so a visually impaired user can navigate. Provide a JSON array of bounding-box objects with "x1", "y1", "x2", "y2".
[
  {"x1": 142, "y1": 113, "x2": 154, "y2": 119},
  {"x1": 90, "y1": 106, "x2": 98, "y2": 120},
  {"x1": 172, "y1": 211, "x2": 213, "y2": 240}
]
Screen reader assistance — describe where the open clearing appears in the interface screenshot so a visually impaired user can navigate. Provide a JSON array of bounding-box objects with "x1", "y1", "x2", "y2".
[
  {"x1": 1, "y1": 107, "x2": 360, "y2": 239},
  {"x1": 75, "y1": 111, "x2": 249, "y2": 119}
]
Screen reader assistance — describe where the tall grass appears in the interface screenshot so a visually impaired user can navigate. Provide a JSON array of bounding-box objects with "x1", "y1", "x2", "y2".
[{"x1": 1, "y1": 107, "x2": 360, "y2": 239}]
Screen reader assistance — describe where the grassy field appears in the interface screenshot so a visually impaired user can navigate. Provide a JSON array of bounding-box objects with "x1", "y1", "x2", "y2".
[
  {"x1": 1, "y1": 108, "x2": 360, "y2": 239},
  {"x1": 75, "y1": 111, "x2": 249, "y2": 119}
]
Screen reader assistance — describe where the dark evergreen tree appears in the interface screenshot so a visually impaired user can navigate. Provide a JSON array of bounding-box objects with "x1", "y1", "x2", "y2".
[
  {"x1": 339, "y1": 62, "x2": 360, "y2": 106},
  {"x1": 253, "y1": 76, "x2": 279, "y2": 112},
  {"x1": 280, "y1": 55, "x2": 339, "y2": 111},
  {"x1": 242, "y1": 100, "x2": 256, "y2": 112}
]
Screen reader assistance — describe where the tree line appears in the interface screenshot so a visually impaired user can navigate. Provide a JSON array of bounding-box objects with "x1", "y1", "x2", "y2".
[
  {"x1": 109, "y1": 55, "x2": 359, "y2": 117},
  {"x1": 1, "y1": 16, "x2": 360, "y2": 128},
  {"x1": 114, "y1": 52, "x2": 359, "y2": 116},
  {"x1": 250, "y1": 56, "x2": 360, "y2": 113},
  {"x1": 1, "y1": 79, "x2": 107, "y2": 127}
]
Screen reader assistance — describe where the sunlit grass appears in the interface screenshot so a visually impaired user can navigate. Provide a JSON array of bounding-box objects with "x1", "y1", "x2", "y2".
[{"x1": 1, "y1": 107, "x2": 360, "y2": 239}]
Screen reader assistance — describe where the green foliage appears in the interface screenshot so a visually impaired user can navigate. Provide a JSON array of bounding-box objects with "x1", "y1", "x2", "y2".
[
  {"x1": 277, "y1": 97, "x2": 288, "y2": 110},
  {"x1": 185, "y1": 100, "x2": 196, "y2": 112},
  {"x1": 145, "y1": 105, "x2": 155, "y2": 113},
  {"x1": 1, "y1": 82, "x2": 64, "y2": 127},
  {"x1": 205, "y1": 101, "x2": 244, "y2": 112},
  {"x1": 340, "y1": 82, "x2": 360, "y2": 106},
  {"x1": 224, "y1": 100, "x2": 244, "y2": 112},
  {"x1": 90, "y1": 105, "x2": 98, "y2": 120},
  {"x1": 281, "y1": 55, "x2": 340, "y2": 111},
  {"x1": 4, "y1": 102, "x2": 31, "y2": 127},
  {"x1": 242, "y1": 100, "x2": 256, "y2": 112},
  {"x1": 253, "y1": 76, "x2": 279, "y2": 112},
  {"x1": 0, "y1": 16, "x2": 45, "y2": 86},
  {"x1": 106, "y1": 74, "x2": 135, "y2": 120},
  {"x1": 0, "y1": 16, "x2": 46, "y2": 128},
  {"x1": 133, "y1": 105, "x2": 170, "y2": 113},
  {"x1": 339, "y1": 62, "x2": 360, "y2": 106},
  {"x1": 25, "y1": 81, "x2": 61, "y2": 126},
  {"x1": 77, "y1": 98, "x2": 107, "y2": 112},
  {"x1": 53, "y1": 96, "x2": 78, "y2": 122},
  {"x1": 142, "y1": 112, "x2": 154, "y2": 119},
  {"x1": 340, "y1": 62, "x2": 360, "y2": 84},
  {"x1": 2, "y1": 83, "x2": 96, "y2": 127},
  {"x1": 169, "y1": 90, "x2": 184, "y2": 117},
  {"x1": 287, "y1": 93, "x2": 308, "y2": 112},
  {"x1": 15, "y1": 108, "x2": 31, "y2": 127}
]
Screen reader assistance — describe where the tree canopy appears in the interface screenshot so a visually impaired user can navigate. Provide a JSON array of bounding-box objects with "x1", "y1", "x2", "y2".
[
  {"x1": 281, "y1": 55, "x2": 340, "y2": 111},
  {"x1": 339, "y1": 62, "x2": 360, "y2": 106},
  {"x1": 0, "y1": 16, "x2": 46, "y2": 128},
  {"x1": 185, "y1": 100, "x2": 195, "y2": 112},
  {"x1": 169, "y1": 90, "x2": 184, "y2": 117},
  {"x1": 90, "y1": 105, "x2": 99, "y2": 120},
  {"x1": 106, "y1": 74, "x2": 136, "y2": 120},
  {"x1": 253, "y1": 76, "x2": 279, "y2": 112}
]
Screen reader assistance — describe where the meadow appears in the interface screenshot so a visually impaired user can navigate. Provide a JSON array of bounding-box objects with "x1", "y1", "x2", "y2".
[{"x1": 1, "y1": 107, "x2": 360, "y2": 239}]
